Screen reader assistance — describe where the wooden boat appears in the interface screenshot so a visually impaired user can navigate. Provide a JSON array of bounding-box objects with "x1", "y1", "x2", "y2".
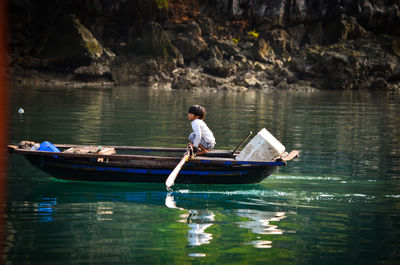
[{"x1": 8, "y1": 141, "x2": 299, "y2": 185}]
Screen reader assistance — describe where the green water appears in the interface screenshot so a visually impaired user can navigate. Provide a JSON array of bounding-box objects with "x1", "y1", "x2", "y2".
[{"x1": 5, "y1": 86, "x2": 400, "y2": 264}]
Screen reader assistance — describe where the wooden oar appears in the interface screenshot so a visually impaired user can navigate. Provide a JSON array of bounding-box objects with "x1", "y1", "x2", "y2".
[
  {"x1": 166, "y1": 151, "x2": 190, "y2": 191},
  {"x1": 230, "y1": 131, "x2": 252, "y2": 157}
]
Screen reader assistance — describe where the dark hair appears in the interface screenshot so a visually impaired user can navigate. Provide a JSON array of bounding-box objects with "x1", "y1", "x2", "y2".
[{"x1": 188, "y1": 105, "x2": 206, "y2": 119}]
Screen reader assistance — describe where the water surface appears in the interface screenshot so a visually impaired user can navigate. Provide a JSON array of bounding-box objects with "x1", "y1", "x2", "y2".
[{"x1": 5, "y1": 86, "x2": 400, "y2": 264}]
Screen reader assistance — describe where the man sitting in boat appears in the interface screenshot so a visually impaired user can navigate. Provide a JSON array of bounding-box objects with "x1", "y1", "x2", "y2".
[{"x1": 187, "y1": 105, "x2": 216, "y2": 155}]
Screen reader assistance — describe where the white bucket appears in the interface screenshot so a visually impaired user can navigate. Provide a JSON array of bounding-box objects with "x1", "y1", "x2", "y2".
[{"x1": 235, "y1": 128, "x2": 285, "y2": 162}]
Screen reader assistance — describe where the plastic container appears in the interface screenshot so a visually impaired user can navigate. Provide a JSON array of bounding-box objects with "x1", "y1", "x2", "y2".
[
  {"x1": 38, "y1": 141, "x2": 60, "y2": 152},
  {"x1": 235, "y1": 128, "x2": 285, "y2": 162}
]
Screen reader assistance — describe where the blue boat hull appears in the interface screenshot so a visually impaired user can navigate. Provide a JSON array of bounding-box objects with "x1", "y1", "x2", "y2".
[{"x1": 24, "y1": 154, "x2": 280, "y2": 184}]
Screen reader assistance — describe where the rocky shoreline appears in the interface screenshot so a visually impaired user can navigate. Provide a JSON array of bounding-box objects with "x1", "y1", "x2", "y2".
[{"x1": 10, "y1": 1, "x2": 400, "y2": 91}]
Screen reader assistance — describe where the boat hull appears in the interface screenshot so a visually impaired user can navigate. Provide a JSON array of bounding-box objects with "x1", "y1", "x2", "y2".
[{"x1": 24, "y1": 155, "x2": 278, "y2": 184}]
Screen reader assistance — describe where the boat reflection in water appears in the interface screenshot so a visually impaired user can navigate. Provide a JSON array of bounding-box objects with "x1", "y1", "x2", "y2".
[
  {"x1": 14, "y1": 180, "x2": 291, "y2": 258},
  {"x1": 34, "y1": 192, "x2": 289, "y2": 250},
  {"x1": 165, "y1": 192, "x2": 289, "y2": 249}
]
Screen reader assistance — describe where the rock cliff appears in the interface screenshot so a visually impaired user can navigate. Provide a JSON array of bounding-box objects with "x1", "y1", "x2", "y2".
[{"x1": 10, "y1": 0, "x2": 400, "y2": 91}]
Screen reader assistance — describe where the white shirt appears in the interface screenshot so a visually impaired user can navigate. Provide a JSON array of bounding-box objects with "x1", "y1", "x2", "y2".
[{"x1": 191, "y1": 119, "x2": 216, "y2": 147}]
